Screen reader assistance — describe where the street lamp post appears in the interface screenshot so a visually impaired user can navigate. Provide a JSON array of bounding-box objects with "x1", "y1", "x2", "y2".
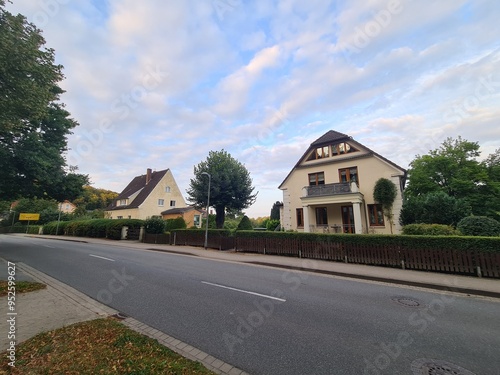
[
  {"x1": 201, "y1": 172, "x2": 211, "y2": 249},
  {"x1": 55, "y1": 203, "x2": 62, "y2": 236}
]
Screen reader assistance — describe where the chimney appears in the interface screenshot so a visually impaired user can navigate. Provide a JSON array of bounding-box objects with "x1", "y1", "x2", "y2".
[{"x1": 146, "y1": 168, "x2": 152, "y2": 184}]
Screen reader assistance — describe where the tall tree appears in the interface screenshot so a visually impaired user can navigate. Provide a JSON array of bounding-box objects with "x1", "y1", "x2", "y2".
[
  {"x1": 73, "y1": 185, "x2": 119, "y2": 211},
  {"x1": 405, "y1": 137, "x2": 498, "y2": 218},
  {"x1": 270, "y1": 201, "x2": 282, "y2": 221},
  {"x1": 187, "y1": 150, "x2": 257, "y2": 228},
  {"x1": 0, "y1": 2, "x2": 87, "y2": 200}
]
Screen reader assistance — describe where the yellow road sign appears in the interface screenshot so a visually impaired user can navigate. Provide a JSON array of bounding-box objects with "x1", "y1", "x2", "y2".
[{"x1": 19, "y1": 213, "x2": 40, "y2": 221}]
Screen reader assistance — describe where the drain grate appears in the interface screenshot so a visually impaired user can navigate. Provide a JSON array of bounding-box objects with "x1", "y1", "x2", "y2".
[
  {"x1": 411, "y1": 358, "x2": 477, "y2": 375},
  {"x1": 391, "y1": 296, "x2": 421, "y2": 307}
]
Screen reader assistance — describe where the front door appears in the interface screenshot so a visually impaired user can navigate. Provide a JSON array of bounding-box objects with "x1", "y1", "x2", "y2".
[{"x1": 341, "y1": 205, "x2": 355, "y2": 233}]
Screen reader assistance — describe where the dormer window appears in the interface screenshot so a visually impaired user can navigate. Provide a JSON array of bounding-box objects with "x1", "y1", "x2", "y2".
[
  {"x1": 307, "y1": 146, "x2": 329, "y2": 161},
  {"x1": 118, "y1": 199, "x2": 128, "y2": 206},
  {"x1": 332, "y1": 142, "x2": 357, "y2": 155}
]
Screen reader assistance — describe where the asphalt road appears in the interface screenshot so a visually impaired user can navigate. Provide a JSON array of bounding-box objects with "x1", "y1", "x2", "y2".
[{"x1": 1, "y1": 235, "x2": 499, "y2": 375}]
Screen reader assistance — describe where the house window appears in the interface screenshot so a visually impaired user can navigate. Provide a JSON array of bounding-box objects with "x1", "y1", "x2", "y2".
[
  {"x1": 315, "y1": 207, "x2": 328, "y2": 225},
  {"x1": 368, "y1": 204, "x2": 385, "y2": 226},
  {"x1": 165, "y1": 186, "x2": 171, "y2": 193},
  {"x1": 170, "y1": 200, "x2": 176, "y2": 207},
  {"x1": 339, "y1": 167, "x2": 358, "y2": 184},
  {"x1": 194, "y1": 214, "x2": 201, "y2": 227},
  {"x1": 308, "y1": 172, "x2": 325, "y2": 186},
  {"x1": 296, "y1": 208, "x2": 304, "y2": 228},
  {"x1": 158, "y1": 199, "x2": 164, "y2": 206},
  {"x1": 117, "y1": 216, "x2": 123, "y2": 219},
  {"x1": 307, "y1": 146, "x2": 330, "y2": 160},
  {"x1": 119, "y1": 199, "x2": 127, "y2": 206},
  {"x1": 332, "y1": 142, "x2": 358, "y2": 155},
  {"x1": 128, "y1": 215, "x2": 131, "y2": 219}
]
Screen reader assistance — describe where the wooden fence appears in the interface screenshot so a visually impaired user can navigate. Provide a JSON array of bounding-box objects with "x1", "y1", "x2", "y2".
[{"x1": 234, "y1": 237, "x2": 500, "y2": 278}]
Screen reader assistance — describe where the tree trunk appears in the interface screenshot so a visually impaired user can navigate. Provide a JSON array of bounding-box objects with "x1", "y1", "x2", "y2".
[{"x1": 215, "y1": 205, "x2": 226, "y2": 229}]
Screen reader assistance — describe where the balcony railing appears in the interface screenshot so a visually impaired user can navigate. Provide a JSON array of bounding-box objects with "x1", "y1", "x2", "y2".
[{"x1": 305, "y1": 182, "x2": 352, "y2": 197}]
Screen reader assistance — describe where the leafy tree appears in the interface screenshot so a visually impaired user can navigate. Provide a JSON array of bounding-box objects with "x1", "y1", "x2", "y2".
[
  {"x1": 405, "y1": 137, "x2": 499, "y2": 218},
  {"x1": 373, "y1": 178, "x2": 397, "y2": 234},
  {"x1": 165, "y1": 217, "x2": 187, "y2": 231},
  {"x1": 270, "y1": 201, "x2": 282, "y2": 221},
  {"x1": 0, "y1": 3, "x2": 88, "y2": 201},
  {"x1": 266, "y1": 219, "x2": 280, "y2": 231},
  {"x1": 236, "y1": 215, "x2": 253, "y2": 230},
  {"x1": 399, "y1": 191, "x2": 472, "y2": 226},
  {"x1": 73, "y1": 185, "x2": 119, "y2": 211},
  {"x1": 187, "y1": 150, "x2": 257, "y2": 228}
]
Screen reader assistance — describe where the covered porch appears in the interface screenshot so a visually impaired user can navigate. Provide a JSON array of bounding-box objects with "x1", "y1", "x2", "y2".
[{"x1": 300, "y1": 182, "x2": 365, "y2": 234}]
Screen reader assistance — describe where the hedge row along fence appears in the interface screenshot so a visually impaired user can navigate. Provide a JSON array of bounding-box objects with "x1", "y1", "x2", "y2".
[
  {"x1": 163, "y1": 230, "x2": 500, "y2": 278},
  {"x1": 43, "y1": 219, "x2": 144, "y2": 240},
  {"x1": 144, "y1": 229, "x2": 234, "y2": 250}
]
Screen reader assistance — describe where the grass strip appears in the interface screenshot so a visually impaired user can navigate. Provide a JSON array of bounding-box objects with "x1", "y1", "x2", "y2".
[
  {"x1": 0, "y1": 281, "x2": 46, "y2": 297},
  {"x1": 1, "y1": 317, "x2": 216, "y2": 374}
]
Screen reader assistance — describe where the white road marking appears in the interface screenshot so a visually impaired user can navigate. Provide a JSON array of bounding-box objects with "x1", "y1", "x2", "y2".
[
  {"x1": 89, "y1": 254, "x2": 115, "y2": 262},
  {"x1": 201, "y1": 281, "x2": 286, "y2": 302}
]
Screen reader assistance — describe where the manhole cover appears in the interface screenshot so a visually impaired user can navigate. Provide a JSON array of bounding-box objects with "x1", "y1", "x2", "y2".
[
  {"x1": 391, "y1": 296, "x2": 421, "y2": 307},
  {"x1": 411, "y1": 358, "x2": 477, "y2": 375},
  {"x1": 112, "y1": 312, "x2": 128, "y2": 320}
]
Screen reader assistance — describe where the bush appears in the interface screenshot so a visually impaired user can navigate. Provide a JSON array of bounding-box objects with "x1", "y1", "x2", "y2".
[
  {"x1": 236, "y1": 215, "x2": 253, "y2": 230},
  {"x1": 457, "y1": 216, "x2": 500, "y2": 237},
  {"x1": 144, "y1": 217, "x2": 166, "y2": 234},
  {"x1": 402, "y1": 224, "x2": 460, "y2": 236},
  {"x1": 165, "y1": 217, "x2": 187, "y2": 231},
  {"x1": 266, "y1": 219, "x2": 280, "y2": 231}
]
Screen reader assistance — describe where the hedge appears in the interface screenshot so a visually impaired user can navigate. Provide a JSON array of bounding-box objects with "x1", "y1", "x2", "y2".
[
  {"x1": 42, "y1": 219, "x2": 144, "y2": 240},
  {"x1": 402, "y1": 224, "x2": 460, "y2": 236}
]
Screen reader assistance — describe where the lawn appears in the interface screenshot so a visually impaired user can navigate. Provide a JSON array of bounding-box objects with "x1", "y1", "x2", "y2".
[{"x1": 0, "y1": 317, "x2": 216, "y2": 374}]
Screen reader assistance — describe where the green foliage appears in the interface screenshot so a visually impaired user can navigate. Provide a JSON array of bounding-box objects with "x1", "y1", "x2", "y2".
[
  {"x1": 43, "y1": 219, "x2": 144, "y2": 239},
  {"x1": 406, "y1": 137, "x2": 500, "y2": 218},
  {"x1": 73, "y1": 185, "x2": 119, "y2": 211},
  {"x1": 399, "y1": 191, "x2": 472, "y2": 226},
  {"x1": 0, "y1": 4, "x2": 88, "y2": 201},
  {"x1": 266, "y1": 219, "x2": 280, "y2": 231},
  {"x1": 457, "y1": 216, "x2": 500, "y2": 237},
  {"x1": 165, "y1": 217, "x2": 187, "y2": 231},
  {"x1": 236, "y1": 215, "x2": 253, "y2": 230},
  {"x1": 144, "y1": 217, "x2": 166, "y2": 234},
  {"x1": 270, "y1": 201, "x2": 282, "y2": 221},
  {"x1": 201, "y1": 214, "x2": 217, "y2": 229},
  {"x1": 373, "y1": 178, "x2": 398, "y2": 234},
  {"x1": 402, "y1": 224, "x2": 460, "y2": 236},
  {"x1": 187, "y1": 150, "x2": 257, "y2": 228}
]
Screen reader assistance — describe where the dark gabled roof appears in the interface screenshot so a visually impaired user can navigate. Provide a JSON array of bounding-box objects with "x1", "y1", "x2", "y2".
[
  {"x1": 161, "y1": 206, "x2": 201, "y2": 215},
  {"x1": 310, "y1": 130, "x2": 350, "y2": 147},
  {"x1": 278, "y1": 130, "x2": 406, "y2": 189},
  {"x1": 106, "y1": 169, "x2": 169, "y2": 211}
]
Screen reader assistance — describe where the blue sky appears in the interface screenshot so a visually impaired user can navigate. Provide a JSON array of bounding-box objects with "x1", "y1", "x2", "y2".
[{"x1": 7, "y1": 0, "x2": 500, "y2": 217}]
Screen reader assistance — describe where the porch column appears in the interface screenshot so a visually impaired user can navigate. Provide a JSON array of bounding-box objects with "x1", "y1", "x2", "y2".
[
  {"x1": 353, "y1": 202, "x2": 363, "y2": 234},
  {"x1": 303, "y1": 205, "x2": 311, "y2": 232}
]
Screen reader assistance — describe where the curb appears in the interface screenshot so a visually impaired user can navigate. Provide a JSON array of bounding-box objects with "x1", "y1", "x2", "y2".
[{"x1": 15, "y1": 262, "x2": 248, "y2": 375}]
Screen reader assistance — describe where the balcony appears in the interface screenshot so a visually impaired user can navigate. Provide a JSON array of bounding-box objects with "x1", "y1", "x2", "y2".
[{"x1": 304, "y1": 182, "x2": 354, "y2": 197}]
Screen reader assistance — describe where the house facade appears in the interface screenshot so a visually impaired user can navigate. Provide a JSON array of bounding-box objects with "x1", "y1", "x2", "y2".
[
  {"x1": 279, "y1": 131, "x2": 406, "y2": 234},
  {"x1": 58, "y1": 200, "x2": 76, "y2": 213},
  {"x1": 161, "y1": 206, "x2": 204, "y2": 228},
  {"x1": 105, "y1": 168, "x2": 186, "y2": 220}
]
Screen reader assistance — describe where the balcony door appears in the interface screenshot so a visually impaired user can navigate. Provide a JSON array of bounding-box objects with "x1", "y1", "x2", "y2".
[{"x1": 341, "y1": 205, "x2": 355, "y2": 233}]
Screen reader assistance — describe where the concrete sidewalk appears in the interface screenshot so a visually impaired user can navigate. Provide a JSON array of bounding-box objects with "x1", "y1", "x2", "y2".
[{"x1": 20, "y1": 233, "x2": 500, "y2": 299}]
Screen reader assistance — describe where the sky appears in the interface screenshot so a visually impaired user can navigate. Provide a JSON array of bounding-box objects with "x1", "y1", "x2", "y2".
[{"x1": 6, "y1": 0, "x2": 500, "y2": 218}]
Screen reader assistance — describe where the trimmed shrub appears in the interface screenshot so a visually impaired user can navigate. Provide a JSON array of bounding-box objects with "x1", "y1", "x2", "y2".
[
  {"x1": 236, "y1": 215, "x2": 253, "y2": 231},
  {"x1": 266, "y1": 219, "x2": 280, "y2": 231},
  {"x1": 144, "y1": 217, "x2": 166, "y2": 234},
  {"x1": 165, "y1": 217, "x2": 187, "y2": 231},
  {"x1": 457, "y1": 216, "x2": 500, "y2": 237},
  {"x1": 402, "y1": 224, "x2": 460, "y2": 236}
]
